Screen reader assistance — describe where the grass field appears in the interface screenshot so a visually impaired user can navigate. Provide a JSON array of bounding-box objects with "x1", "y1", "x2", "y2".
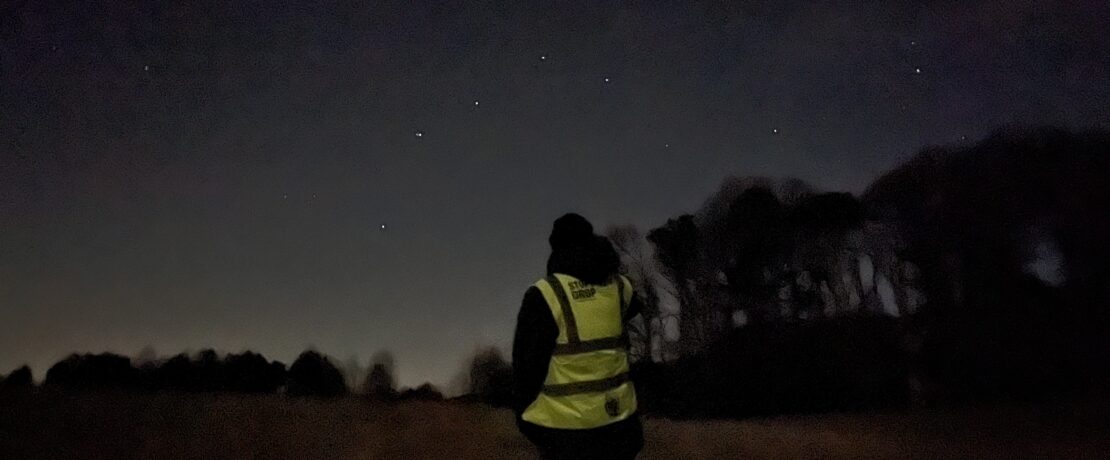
[{"x1": 2, "y1": 391, "x2": 1108, "y2": 459}]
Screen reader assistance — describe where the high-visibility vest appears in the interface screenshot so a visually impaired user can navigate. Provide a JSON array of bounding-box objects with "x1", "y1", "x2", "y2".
[{"x1": 521, "y1": 273, "x2": 638, "y2": 429}]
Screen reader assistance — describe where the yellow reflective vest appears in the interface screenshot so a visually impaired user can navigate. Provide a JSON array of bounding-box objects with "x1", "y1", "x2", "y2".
[{"x1": 521, "y1": 273, "x2": 638, "y2": 429}]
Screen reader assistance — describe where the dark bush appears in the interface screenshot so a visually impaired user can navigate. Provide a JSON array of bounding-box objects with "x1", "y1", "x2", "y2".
[
  {"x1": 397, "y1": 383, "x2": 443, "y2": 401},
  {"x1": 634, "y1": 315, "x2": 908, "y2": 418},
  {"x1": 45, "y1": 353, "x2": 138, "y2": 390}
]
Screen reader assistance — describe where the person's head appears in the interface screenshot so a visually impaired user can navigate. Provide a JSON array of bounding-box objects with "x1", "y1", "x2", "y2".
[
  {"x1": 546, "y1": 213, "x2": 620, "y2": 284},
  {"x1": 548, "y1": 213, "x2": 594, "y2": 252}
]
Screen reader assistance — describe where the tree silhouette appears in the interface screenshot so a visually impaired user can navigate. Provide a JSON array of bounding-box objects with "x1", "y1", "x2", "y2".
[
  {"x1": 287, "y1": 350, "x2": 347, "y2": 397},
  {"x1": 0, "y1": 365, "x2": 33, "y2": 390},
  {"x1": 156, "y1": 353, "x2": 198, "y2": 391},
  {"x1": 363, "y1": 350, "x2": 397, "y2": 400},
  {"x1": 341, "y1": 354, "x2": 367, "y2": 392},
  {"x1": 607, "y1": 224, "x2": 666, "y2": 361},
  {"x1": 223, "y1": 351, "x2": 286, "y2": 393},
  {"x1": 176, "y1": 349, "x2": 225, "y2": 391},
  {"x1": 647, "y1": 214, "x2": 704, "y2": 354},
  {"x1": 398, "y1": 383, "x2": 443, "y2": 401},
  {"x1": 720, "y1": 186, "x2": 787, "y2": 324},
  {"x1": 45, "y1": 353, "x2": 137, "y2": 390},
  {"x1": 467, "y1": 347, "x2": 513, "y2": 407}
]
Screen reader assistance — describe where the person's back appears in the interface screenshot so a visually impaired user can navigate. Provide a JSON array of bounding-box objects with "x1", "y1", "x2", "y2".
[{"x1": 512, "y1": 213, "x2": 644, "y2": 460}]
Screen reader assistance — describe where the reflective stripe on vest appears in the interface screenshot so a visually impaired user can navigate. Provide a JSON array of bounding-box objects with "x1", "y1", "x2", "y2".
[
  {"x1": 542, "y1": 372, "x2": 630, "y2": 396},
  {"x1": 521, "y1": 273, "x2": 638, "y2": 429}
]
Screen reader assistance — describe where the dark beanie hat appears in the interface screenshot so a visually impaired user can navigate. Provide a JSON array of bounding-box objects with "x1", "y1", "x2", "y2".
[{"x1": 549, "y1": 213, "x2": 595, "y2": 250}]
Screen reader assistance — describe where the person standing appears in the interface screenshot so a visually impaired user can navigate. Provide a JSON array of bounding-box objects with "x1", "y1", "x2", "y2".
[{"x1": 513, "y1": 213, "x2": 644, "y2": 460}]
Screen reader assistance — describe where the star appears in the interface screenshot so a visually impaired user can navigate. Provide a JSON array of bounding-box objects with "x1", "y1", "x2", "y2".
[
  {"x1": 540, "y1": 55, "x2": 547, "y2": 61},
  {"x1": 914, "y1": 68, "x2": 922, "y2": 74},
  {"x1": 380, "y1": 224, "x2": 388, "y2": 231},
  {"x1": 473, "y1": 100, "x2": 480, "y2": 106},
  {"x1": 604, "y1": 77, "x2": 610, "y2": 83},
  {"x1": 144, "y1": 65, "x2": 150, "y2": 71},
  {"x1": 414, "y1": 131, "x2": 424, "y2": 138},
  {"x1": 664, "y1": 143, "x2": 670, "y2": 148},
  {"x1": 772, "y1": 128, "x2": 779, "y2": 134}
]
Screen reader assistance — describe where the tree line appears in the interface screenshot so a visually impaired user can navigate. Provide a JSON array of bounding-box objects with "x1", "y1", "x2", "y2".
[
  {"x1": 621, "y1": 126, "x2": 1110, "y2": 417},
  {"x1": 0, "y1": 346, "x2": 515, "y2": 406}
]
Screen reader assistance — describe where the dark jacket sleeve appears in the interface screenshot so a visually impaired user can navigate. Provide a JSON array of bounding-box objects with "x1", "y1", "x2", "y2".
[
  {"x1": 625, "y1": 291, "x2": 644, "y2": 322},
  {"x1": 512, "y1": 286, "x2": 558, "y2": 417}
]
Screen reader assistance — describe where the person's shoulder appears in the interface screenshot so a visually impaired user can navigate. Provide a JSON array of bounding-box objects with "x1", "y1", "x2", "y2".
[{"x1": 523, "y1": 284, "x2": 545, "y2": 301}]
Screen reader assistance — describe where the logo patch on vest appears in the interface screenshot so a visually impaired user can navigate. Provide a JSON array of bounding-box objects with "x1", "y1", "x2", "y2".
[
  {"x1": 567, "y1": 280, "x2": 597, "y2": 300},
  {"x1": 605, "y1": 396, "x2": 621, "y2": 417}
]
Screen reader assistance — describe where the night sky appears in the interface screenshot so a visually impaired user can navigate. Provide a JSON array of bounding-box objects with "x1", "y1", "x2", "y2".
[{"x1": 3, "y1": 1, "x2": 1108, "y2": 389}]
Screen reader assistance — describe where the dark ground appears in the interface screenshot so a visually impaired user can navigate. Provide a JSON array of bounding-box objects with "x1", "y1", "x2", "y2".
[{"x1": 2, "y1": 390, "x2": 1108, "y2": 459}]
